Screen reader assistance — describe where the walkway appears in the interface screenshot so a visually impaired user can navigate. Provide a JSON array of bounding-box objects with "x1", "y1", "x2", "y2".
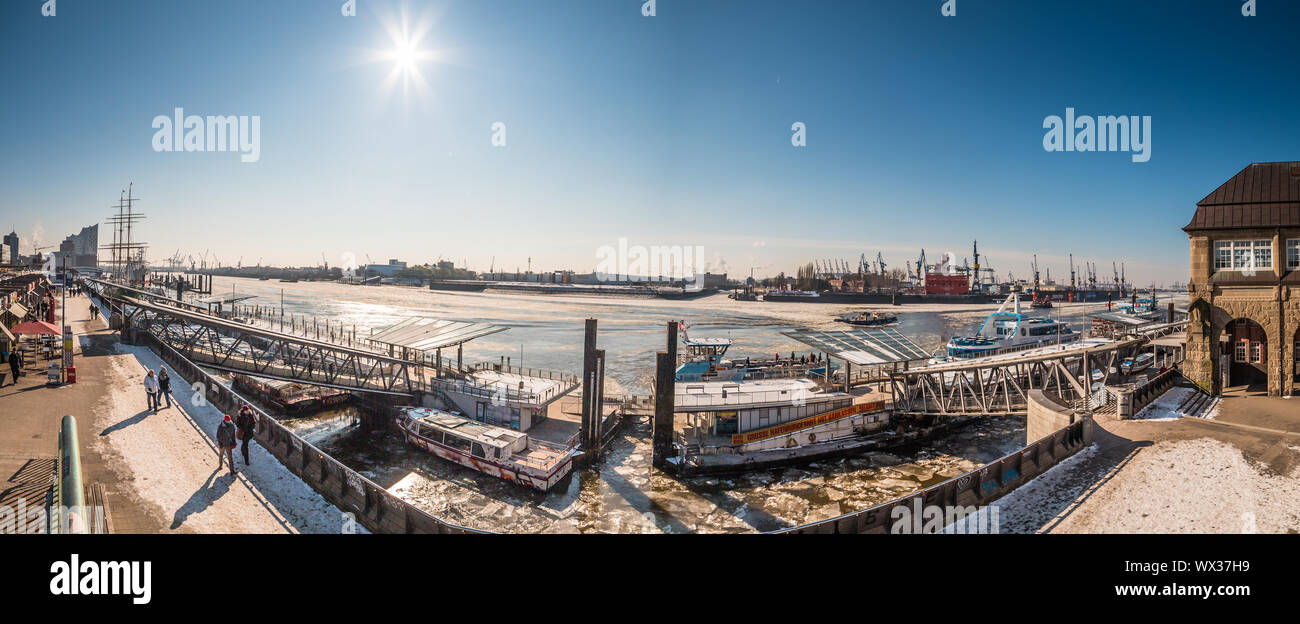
[
  {"x1": 993, "y1": 384, "x2": 1300, "y2": 533},
  {"x1": 0, "y1": 292, "x2": 361, "y2": 533}
]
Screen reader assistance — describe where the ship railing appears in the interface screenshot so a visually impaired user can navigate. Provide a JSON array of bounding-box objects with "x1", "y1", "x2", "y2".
[
  {"x1": 674, "y1": 386, "x2": 826, "y2": 408},
  {"x1": 432, "y1": 376, "x2": 576, "y2": 405},
  {"x1": 468, "y1": 361, "x2": 580, "y2": 386}
]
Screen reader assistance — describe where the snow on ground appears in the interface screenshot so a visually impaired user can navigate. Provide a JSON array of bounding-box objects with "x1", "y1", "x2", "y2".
[
  {"x1": 91, "y1": 343, "x2": 366, "y2": 533},
  {"x1": 1044, "y1": 438, "x2": 1300, "y2": 533},
  {"x1": 1133, "y1": 386, "x2": 1218, "y2": 420},
  {"x1": 979, "y1": 444, "x2": 1101, "y2": 533}
]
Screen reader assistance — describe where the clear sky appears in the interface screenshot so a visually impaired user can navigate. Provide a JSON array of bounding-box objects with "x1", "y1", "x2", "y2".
[{"x1": 2, "y1": 0, "x2": 1297, "y2": 285}]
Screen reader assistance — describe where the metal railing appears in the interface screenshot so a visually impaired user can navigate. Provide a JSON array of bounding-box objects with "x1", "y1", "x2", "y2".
[{"x1": 145, "y1": 333, "x2": 488, "y2": 534}]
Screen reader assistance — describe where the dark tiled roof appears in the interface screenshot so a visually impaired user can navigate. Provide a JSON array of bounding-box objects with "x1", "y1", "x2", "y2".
[{"x1": 1183, "y1": 162, "x2": 1300, "y2": 231}]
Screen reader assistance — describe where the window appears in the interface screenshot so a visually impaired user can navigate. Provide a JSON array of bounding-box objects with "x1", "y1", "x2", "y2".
[
  {"x1": 1288, "y1": 239, "x2": 1299, "y2": 270},
  {"x1": 1215, "y1": 239, "x2": 1272, "y2": 272},
  {"x1": 1234, "y1": 341, "x2": 1247, "y2": 363},
  {"x1": 443, "y1": 434, "x2": 472, "y2": 452},
  {"x1": 1214, "y1": 242, "x2": 1232, "y2": 270},
  {"x1": 1251, "y1": 342, "x2": 1263, "y2": 364}
]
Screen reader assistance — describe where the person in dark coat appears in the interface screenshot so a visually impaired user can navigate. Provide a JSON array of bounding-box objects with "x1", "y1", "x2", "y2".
[
  {"x1": 157, "y1": 367, "x2": 173, "y2": 409},
  {"x1": 234, "y1": 404, "x2": 257, "y2": 466},
  {"x1": 216, "y1": 415, "x2": 238, "y2": 474}
]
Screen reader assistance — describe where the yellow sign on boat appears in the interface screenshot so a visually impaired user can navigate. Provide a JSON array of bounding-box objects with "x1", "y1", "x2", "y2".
[{"x1": 730, "y1": 401, "x2": 885, "y2": 446}]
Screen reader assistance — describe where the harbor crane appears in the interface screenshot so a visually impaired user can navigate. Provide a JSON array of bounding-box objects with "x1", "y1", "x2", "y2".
[{"x1": 1031, "y1": 255, "x2": 1041, "y2": 292}]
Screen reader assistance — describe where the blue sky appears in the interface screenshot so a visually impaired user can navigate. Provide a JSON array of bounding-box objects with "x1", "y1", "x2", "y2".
[{"x1": 1, "y1": 0, "x2": 1297, "y2": 285}]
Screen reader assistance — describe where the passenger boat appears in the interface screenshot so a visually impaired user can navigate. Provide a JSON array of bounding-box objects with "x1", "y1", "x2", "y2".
[
  {"x1": 395, "y1": 407, "x2": 575, "y2": 491},
  {"x1": 666, "y1": 377, "x2": 940, "y2": 475},
  {"x1": 833, "y1": 311, "x2": 898, "y2": 326},
  {"x1": 230, "y1": 373, "x2": 350, "y2": 414},
  {"x1": 945, "y1": 290, "x2": 1079, "y2": 360},
  {"x1": 1120, "y1": 352, "x2": 1155, "y2": 375}
]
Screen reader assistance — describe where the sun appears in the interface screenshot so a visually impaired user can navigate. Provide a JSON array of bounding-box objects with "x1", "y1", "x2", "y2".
[{"x1": 351, "y1": 4, "x2": 449, "y2": 105}]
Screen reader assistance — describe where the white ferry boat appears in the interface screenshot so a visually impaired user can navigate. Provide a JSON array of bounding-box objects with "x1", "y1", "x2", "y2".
[
  {"x1": 395, "y1": 407, "x2": 575, "y2": 491},
  {"x1": 668, "y1": 377, "x2": 903, "y2": 475},
  {"x1": 945, "y1": 290, "x2": 1079, "y2": 360},
  {"x1": 1120, "y1": 352, "x2": 1155, "y2": 375}
]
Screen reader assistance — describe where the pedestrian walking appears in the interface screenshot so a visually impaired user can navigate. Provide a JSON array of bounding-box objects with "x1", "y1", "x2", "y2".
[
  {"x1": 158, "y1": 367, "x2": 173, "y2": 409},
  {"x1": 216, "y1": 415, "x2": 238, "y2": 474},
  {"x1": 235, "y1": 404, "x2": 257, "y2": 466},
  {"x1": 143, "y1": 369, "x2": 159, "y2": 411},
  {"x1": 9, "y1": 348, "x2": 23, "y2": 380}
]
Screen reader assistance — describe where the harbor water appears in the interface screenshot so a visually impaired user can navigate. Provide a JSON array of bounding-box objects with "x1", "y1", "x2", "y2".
[{"x1": 208, "y1": 276, "x2": 1117, "y2": 533}]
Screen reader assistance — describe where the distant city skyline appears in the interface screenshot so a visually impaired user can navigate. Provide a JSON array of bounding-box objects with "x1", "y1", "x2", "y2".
[{"x1": 3, "y1": 1, "x2": 1298, "y2": 285}]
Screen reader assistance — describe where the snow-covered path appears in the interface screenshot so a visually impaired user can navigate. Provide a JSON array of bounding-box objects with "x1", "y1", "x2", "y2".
[{"x1": 89, "y1": 341, "x2": 364, "y2": 533}]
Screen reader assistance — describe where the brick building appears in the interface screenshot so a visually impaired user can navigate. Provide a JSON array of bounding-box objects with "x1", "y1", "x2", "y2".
[{"x1": 1183, "y1": 162, "x2": 1300, "y2": 396}]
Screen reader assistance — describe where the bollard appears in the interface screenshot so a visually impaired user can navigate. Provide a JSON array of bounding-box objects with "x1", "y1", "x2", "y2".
[{"x1": 58, "y1": 414, "x2": 87, "y2": 533}]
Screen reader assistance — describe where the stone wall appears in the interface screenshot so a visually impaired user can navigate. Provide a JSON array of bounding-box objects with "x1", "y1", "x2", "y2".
[
  {"x1": 1185, "y1": 232, "x2": 1299, "y2": 397},
  {"x1": 1026, "y1": 389, "x2": 1084, "y2": 444}
]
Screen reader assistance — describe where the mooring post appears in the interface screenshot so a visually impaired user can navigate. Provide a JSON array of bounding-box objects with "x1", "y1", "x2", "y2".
[
  {"x1": 652, "y1": 351, "x2": 675, "y2": 470},
  {"x1": 580, "y1": 318, "x2": 598, "y2": 450},
  {"x1": 652, "y1": 321, "x2": 679, "y2": 469}
]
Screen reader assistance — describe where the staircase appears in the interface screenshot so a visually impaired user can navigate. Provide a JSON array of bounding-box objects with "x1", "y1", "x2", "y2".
[{"x1": 1175, "y1": 387, "x2": 1219, "y2": 419}]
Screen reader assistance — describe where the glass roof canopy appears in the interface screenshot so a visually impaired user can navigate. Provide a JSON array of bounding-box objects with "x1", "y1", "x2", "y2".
[
  {"x1": 367, "y1": 317, "x2": 508, "y2": 354},
  {"x1": 780, "y1": 327, "x2": 931, "y2": 366}
]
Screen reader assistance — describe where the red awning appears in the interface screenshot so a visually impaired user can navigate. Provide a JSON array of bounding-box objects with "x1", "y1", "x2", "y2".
[{"x1": 11, "y1": 320, "x2": 60, "y2": 336}]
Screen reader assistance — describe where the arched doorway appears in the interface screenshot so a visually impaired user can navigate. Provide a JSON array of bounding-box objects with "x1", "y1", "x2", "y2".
[
  {"x1": 1224, "y1": 319, "x2": 1267, "y2": 389},
  {"x1": 1294, "y1": 325, "x2": 1300, "y2": 386}
]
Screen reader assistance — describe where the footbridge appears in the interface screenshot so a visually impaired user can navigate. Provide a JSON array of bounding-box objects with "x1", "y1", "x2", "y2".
[
  {"x1": 888, "y1": 338, "x2": 1154, "y2": 417},
  {"x1": 88, "y1": 283, "x2": 419, "y2": 396}
]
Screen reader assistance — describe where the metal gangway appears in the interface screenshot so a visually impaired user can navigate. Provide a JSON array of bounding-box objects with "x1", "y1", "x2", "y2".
[
  {"x1": 89, "y1": 282, "x2": 420, "y2": 395},
  {"x1": 888, "y1": 338, "x2": 1149, "y2": 416}
]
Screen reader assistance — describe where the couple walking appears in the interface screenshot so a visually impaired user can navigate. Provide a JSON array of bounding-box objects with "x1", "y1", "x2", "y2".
[
  {"x1": 143, "y1": 367, "x2": 172, "y2": 411},
  {"x1": 216, "y1": 404, "x2": 258, "y2": 474}
]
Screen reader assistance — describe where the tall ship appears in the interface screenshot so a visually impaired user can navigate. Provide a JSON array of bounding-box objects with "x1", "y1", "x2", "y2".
[{"x1": 944, "y1": 290, "x2": 1079, "y2": 360}]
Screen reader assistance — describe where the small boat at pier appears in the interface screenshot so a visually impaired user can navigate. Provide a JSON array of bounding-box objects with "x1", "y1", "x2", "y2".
[
  {"x1": 395, "y1": 407, "x2": 575, "y2": 491},
  {"x1": 833, "y1": 311, "x2": 898, "y2": 326},
  {"x1": 1120, "y1": 352, "x2": 1154, "y2": 375},
  {"x1": 231, "y1": 373, "x2": 350, "y2": 414}
]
